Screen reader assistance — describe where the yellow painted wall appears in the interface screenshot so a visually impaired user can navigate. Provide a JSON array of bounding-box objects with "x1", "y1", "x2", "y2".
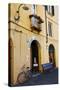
[{"x1": 9, "y1": 4, "x2": 58, "y2": 85}]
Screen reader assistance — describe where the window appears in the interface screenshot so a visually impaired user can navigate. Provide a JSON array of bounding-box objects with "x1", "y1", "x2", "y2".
[
  {"x1": 31, "y1": 4, "x2": 36, "y2": 14},
  {"x1": 48, "y1": 22, "x2": 52, "y2": 36},
  {"x1": 45, "y1": 6, "x2": 54, "y2": 16}
]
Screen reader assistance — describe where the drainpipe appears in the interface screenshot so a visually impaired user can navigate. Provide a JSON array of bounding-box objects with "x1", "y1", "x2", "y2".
[
  {"x1": 45, "y1": 6, "x2": 49, "y2": 64},
  {"x1": 45, "y1": 6, "x2": 48, "y2": 44}
]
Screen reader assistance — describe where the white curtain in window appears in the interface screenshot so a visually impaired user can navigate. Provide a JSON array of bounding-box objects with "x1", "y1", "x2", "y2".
[{"x1": 31, "y1": 5, "x2": 35, "y2": 14}]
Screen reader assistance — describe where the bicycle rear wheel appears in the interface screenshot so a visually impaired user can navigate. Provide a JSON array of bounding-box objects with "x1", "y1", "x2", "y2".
[{"x1": 17, "y1": 72, "x2": 26, "y2": 84}]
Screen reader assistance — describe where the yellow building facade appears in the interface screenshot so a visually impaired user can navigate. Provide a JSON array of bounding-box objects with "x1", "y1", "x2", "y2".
[{"x1": 8, "y1": 3, "x2": 58, "y2": 86}]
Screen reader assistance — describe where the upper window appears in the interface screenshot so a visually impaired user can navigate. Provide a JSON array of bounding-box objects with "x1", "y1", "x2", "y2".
[
  {"x1": 31, "y1": 4, "x2": 36, "y2": 14},
  {"x1": 48, "y1": 22, "x2": 52, "y2": 37},
  {"x1": 45, "y1": 6, "x2": 54, "y2": 16}
]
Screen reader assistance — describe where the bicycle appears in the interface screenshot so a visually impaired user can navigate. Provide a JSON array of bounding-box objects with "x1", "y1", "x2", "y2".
[{"x1": 17, "y1": 65, "x2": 32, "y2": 84}]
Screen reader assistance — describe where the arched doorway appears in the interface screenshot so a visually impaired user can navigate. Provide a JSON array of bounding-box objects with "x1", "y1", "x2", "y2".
[
  {"x1": 49, "y1": 44, "x2": 56, "y2": 67},
  {"x1": 31, "y1": 40, "x2": 40, "y2": 72},
  {"x1": 8, "y1": 39, "x2": 14, "y2": 86}
]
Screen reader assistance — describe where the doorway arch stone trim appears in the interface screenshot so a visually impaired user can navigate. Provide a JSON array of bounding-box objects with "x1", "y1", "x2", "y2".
[{"x1": 29, "y1": 38, "x2": 41, "y2": 72}]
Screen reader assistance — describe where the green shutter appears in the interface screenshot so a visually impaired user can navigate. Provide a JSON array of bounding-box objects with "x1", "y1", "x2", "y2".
[{"x1": 52, "y1": 6, "x2": 54, "y2": 16}]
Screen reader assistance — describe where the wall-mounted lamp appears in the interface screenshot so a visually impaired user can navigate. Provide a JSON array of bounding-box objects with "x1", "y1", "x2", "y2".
[{"x1": 14, "y1": 4, "x2": 29, "y2": 21}]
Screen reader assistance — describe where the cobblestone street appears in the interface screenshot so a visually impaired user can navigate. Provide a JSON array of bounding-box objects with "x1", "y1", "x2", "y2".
[{"x1": 16, "y1": 68, "x2": 58, "y2": 86}]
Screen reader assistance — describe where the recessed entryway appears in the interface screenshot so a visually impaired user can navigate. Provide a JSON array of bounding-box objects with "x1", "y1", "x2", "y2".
[
  {"x1": 31, "y1": 40, "x2": 40, "y2": 72},
  {"x1": 8, "y1": 39, "x2": 14, "y2": 86},
  {"x1": 49, "y1": 44, "x2": 56, "y2": 67}
]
